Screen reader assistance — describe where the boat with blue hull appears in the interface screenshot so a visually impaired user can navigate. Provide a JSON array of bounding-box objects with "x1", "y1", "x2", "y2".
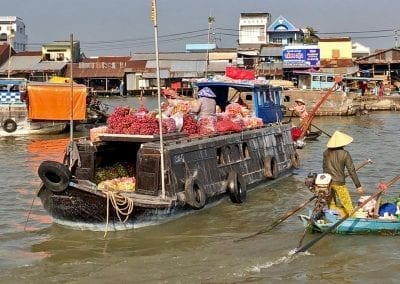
[
  {"x1": 37, "y1": 79, "x2": 300, "y2": 231},
  {"x1": 299, "y1": 211, "x2": 400, "y2": 235}
]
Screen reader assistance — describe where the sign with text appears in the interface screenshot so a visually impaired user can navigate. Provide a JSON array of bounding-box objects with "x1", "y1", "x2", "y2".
[{"x1": 282, "y1": 47, "x2": 320, "y2": 68}]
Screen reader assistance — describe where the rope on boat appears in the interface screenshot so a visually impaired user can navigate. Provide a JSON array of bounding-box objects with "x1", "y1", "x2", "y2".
[{"x1": 104, "y1": 191, "x2": 134, "y2": 238}]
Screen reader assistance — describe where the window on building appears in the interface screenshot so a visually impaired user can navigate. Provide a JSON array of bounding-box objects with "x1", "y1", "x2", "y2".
[{"x1": 332, "y1": 49, "x2": 340, "y2": 59}]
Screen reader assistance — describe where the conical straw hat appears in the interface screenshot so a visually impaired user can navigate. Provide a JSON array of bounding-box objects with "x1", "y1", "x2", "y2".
[{"x1": 326, "y1": 130, "x2": 353, "y2": 148}]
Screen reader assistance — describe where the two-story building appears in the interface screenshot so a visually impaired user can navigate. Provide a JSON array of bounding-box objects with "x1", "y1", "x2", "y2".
[{"x1": 0, "y1": 16, "x2": 28, "y2": 52}]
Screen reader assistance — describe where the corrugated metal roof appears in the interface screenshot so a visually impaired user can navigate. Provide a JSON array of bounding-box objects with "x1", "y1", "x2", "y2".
[
  {"x1": 82, "y1": 56, "x2": 131, "y2": 63},
  {"x1": 206, "y1": 61, "x2": 230, "y2": 72},
  {"x1": 142, "y1": 69, "x2": 170, "y2": 78},
  {"x1": 0, "y1": 55, "x2": 41, "y2": 72},
  {"x1": 145, "y1": 60, "x2": 172, "y2": 69},
  {"x1": 134, "y1": 52, "x2": 207, "y2": 61},
  {"x1": 31, "y1": 61, "x2": 67, "y2": 71},
  {"x1": 65, "y1": 64, "x2": 125, "y2": 78},
  {"x1": 209, "y1": 52, "x2": 236, "y2": 60},
  {"x1": 170, "y1": 61, "x2": 206, "y2": 72}
]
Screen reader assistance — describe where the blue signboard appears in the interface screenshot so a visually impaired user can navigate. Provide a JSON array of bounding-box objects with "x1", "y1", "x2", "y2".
[{"x1": 282, "y1": 47, "x2": 320, "y2": 68}]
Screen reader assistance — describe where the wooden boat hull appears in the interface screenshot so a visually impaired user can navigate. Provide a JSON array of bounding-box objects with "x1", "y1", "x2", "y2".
[
  {"x1": 37, "y1": 180, "x2": 180, "y2": 227},
  {"x1": 304, "y1": 130, "x2": 322, "y2": 141},
  {"x1": 299, "y1": 212, "x2": 400, "y2": 235},
  {"x1": 37, "y1": 124, "x2": 297, "y2": 229}
]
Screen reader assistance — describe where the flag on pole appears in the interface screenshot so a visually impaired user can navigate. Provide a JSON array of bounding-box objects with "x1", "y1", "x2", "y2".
[{"x1": 151, "y1": 0, "x2": 157, "y2": 25}]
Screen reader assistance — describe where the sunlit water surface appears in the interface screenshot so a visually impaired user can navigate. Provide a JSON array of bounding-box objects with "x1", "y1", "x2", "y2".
[{"x1": 1, "y1": 96, "x2": 400, "y2": 283}]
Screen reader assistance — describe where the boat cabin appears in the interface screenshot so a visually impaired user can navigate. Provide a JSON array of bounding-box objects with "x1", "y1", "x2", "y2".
[
  {"x1": 0, "y1": 78, "x2": 27, "y2": 104},
  {"x1": 196, "y1": 81, "x2": 284, "y2": 124}
]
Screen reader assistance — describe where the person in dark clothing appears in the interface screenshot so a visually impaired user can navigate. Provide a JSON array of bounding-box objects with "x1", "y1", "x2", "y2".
[{"x1": 323, "y1": 130, "x2": 364, "y2": 217}]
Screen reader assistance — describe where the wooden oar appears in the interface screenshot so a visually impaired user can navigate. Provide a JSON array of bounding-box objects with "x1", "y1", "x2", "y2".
[
  {"x1": 295, "y1": 174, "x2": 400, "y2": 254},
  {"x1": 235, "y1": 159, "x2": 372, "y2": 242},
  {"x1": 235, "y1": 195, "x2": 317, "y2": 242},
  {"x1": 310, "y1": 123, "x2": 331, "y2": 138}
]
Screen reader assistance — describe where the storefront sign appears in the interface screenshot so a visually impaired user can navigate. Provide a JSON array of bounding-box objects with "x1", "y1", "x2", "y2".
[{"x1": 282, "y1": 47, "x2": 320, "y2": 68}]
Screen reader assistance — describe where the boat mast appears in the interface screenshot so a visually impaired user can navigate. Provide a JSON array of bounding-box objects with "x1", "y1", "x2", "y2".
[
  {"x1": 69, "y1": 33, "x2": 74, "y2": 142},
  {"x1": 151, "y1": 0, "x2": 166, "y2": 199}
]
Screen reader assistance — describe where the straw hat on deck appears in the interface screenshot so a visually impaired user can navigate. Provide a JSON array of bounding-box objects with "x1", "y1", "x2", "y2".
[
  {"x1": 327, "y1": 130, "x2": 353, "y2": 148},
  {"x1": 295, "y1": 98, "x2": 305, "y2": 105}
]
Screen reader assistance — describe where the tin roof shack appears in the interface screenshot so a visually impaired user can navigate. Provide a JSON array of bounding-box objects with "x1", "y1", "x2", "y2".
[
  {"x1": 67, "y1": 56, "x2": 130, "y2": 96},
  {"x1": 355, "y1": 48, "x2": 400, "y2": 93},
  {"x1": 130, "y1": 50, "x2": 236, "y2": 95}
]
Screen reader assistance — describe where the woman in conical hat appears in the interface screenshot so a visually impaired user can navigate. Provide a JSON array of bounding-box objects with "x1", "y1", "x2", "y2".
[
  {"x1": 323, "y1": 130, "x2": 364, "y2": 217},
  {"x1": 326, "y1": 130, "x2": 353, "y2": 148},
  {"x1": 289, "y1": 98, "x2": 309, "y2": 129}
]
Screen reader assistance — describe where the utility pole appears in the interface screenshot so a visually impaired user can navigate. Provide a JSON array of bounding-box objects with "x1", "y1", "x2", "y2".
[
  {"x1": 205, "y1": 14, "x2": 215, "y2": 78},
  {"x1": 7, "y1": 29, "x2": 15, "y2": 79},
  {"x1": 395, "y1": 29, "x2": 398, "y2": 49}
]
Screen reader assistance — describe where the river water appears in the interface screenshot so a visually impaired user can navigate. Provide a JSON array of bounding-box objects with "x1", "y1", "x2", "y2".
[{"x1": 1, "y1": 96, "x2": 400, "y2": 283}]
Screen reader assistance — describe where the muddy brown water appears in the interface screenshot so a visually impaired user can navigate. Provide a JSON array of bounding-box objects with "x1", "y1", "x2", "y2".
[{"x1": 1, "y1": 96, "x2": 400, "y2": 283}]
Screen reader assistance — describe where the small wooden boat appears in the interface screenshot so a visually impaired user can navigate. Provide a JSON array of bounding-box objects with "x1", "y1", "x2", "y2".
[
  {"x1": 304, "y1": 130, "x2": 322, "y2": 141},
  {"x1": 299, "y1": 211, "x2": 400, "y2": 235}
]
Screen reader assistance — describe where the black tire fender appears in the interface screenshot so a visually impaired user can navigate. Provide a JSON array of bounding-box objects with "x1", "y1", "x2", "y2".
[
  {"x1": 2, "y1": 118, "x2": 17, "y2": 133},
  {"x1": 227, "y1": 171, "x2": 247, "y2": 203},
  {"x1": 184, "y1": 177, "x2": 206, "y2": 210},
  {"x1": 38, "y1": 161, "x2": 71, "y2": 193},
  {"x1": 291, "y1": 152, "x2": 300, "y2": 169}
]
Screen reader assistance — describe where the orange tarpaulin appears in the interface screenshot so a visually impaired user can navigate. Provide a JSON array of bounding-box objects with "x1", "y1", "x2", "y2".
[{"x1": 27, "y1": 83, "x2": 87, "y2": 120}]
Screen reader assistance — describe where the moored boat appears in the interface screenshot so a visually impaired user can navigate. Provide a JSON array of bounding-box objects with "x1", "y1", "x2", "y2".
[
  {"x1": 36, "y1": 79, "x2": 300, "y2": 231},
  {"x1": 0, "y1": 79, "x2": 87, "y2": 136}
]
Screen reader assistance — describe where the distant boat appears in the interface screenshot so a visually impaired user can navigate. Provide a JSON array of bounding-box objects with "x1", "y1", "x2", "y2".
[{"x1": 0, "y1": 79, "x2": 87, "y2": 136}]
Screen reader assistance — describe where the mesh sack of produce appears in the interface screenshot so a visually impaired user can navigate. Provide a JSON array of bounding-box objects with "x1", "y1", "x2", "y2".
[
  {"x1": 216, "y1": 119, "x2": 243, "y2": 133},
  {"x1": 198, "y1": 116, "x2": 217, "y2": 135}
]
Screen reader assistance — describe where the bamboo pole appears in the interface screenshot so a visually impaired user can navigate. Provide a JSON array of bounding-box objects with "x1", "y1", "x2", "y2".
[{"x1": 152, "y1": 0, "x2": 166, "y2": 199}]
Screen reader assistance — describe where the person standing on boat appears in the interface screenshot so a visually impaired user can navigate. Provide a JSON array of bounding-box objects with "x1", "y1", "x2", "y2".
[
  {"x1": 289, "y1": 98, "x2": 309, "y2": 128},
  {"x1": 323, "y1": 130, "x2": 365, "y2": 217},
  {"x1": 190, "y1": 87, "x2": 216, "y2": 118}
]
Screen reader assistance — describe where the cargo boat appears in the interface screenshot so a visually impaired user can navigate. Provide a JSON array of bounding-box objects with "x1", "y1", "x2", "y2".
[{"x1": 37, "y1": 80, "x2": 299, "y2": 230}]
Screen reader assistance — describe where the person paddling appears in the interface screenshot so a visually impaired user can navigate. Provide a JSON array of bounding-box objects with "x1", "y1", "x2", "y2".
[{"x1": 323, "y1": 130, "x2": 365, "y2": 217}]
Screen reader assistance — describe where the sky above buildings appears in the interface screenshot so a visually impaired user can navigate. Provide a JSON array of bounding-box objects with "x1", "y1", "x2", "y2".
[{"x1": 3, "y1": 0, "x2": 400, "y2": 56}]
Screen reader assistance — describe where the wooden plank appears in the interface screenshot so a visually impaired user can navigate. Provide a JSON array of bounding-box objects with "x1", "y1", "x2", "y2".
[{"x1": 99, "y1": 133, "x2": 186, "y2": 143}]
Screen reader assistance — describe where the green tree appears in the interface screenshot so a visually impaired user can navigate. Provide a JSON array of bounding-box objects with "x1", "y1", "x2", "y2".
[{"x1": 303, "y1": 26, "x2": 319, "y2": 44}]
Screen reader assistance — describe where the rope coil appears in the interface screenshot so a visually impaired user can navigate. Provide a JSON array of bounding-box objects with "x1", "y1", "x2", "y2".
[{"x1": 104, "y1": 190, "x2": 134, "y2": 238}]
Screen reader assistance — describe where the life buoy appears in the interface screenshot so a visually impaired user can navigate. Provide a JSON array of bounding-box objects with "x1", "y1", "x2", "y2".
[
  {"x1": 2, "y1": 118, "x2": 17, "y2": 133},
  {"x1": 263, "y1": 156, "x2": 278, "y2": 179},
  {"x1": 38, "y1": 161, "x2": 71, "y2": 193},
  {"x1": 291, "y1": 152, "x2": 300, "y2": 169},
  {"x1": 184, "y1": 177, "x2": 206, "y2": 210},
  {"x1": 227, "y1": 171, "x2": 247, "y2": 203}
]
